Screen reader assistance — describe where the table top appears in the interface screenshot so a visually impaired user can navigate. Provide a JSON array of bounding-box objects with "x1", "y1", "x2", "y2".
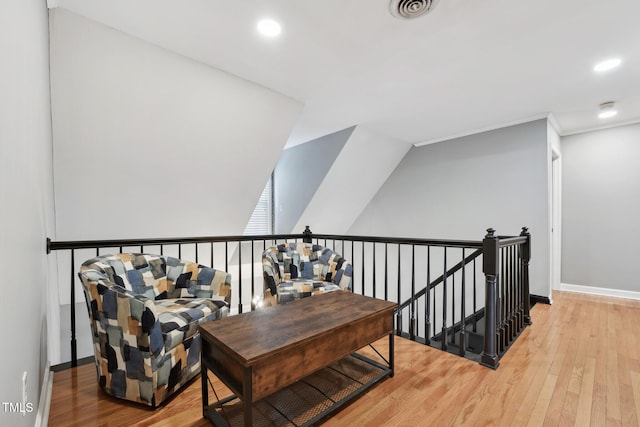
[{"x1": 198, "y1": 291, "x2": 397, "y2": 367}]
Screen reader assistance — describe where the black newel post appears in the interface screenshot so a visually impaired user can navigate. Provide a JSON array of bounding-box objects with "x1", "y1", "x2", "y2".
[
  {"x1": 302, "y1": 226, "x2": 313, "y2": 243},
  {"x1": 480, "y1": 228, "x2": 500, "y2": 369},
  {"x1": 520, "y1": 226, "x2": 532, "y2": 326}
]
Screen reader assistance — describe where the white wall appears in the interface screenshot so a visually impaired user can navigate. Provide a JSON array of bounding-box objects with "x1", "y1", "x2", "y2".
[
  {"x1": 50, "y1": 9, "x2": 302, "y2": 241},
  {"x1": 0, "y1": 1, "x2": 55, "y2": 425},
  {"x1": 349, "y1": 119, "x2": 551, "y2": 297},
  {"x1": 561, "y1": 123, "x2": 640, "y2": 295}
]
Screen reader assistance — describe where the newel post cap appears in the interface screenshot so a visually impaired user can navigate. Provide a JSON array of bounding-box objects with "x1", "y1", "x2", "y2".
[{"x1": 485, "y1": 228, "x2": 496, "y2": 239}]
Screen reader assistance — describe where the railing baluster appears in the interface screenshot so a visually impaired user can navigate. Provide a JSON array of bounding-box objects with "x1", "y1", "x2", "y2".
[
  {"x1": 510, "y1": 245, "x2": 515, "y2": 341},
  {"x1": 351, "y1": 241, "x2": 355, "y2": 289},
  {"x1": 384, "y1": 243, "x2": 388, "y2": 301},
  {"x1": 410, "y1": 245, "x2": 416, "y2": 341},
  {"x1": 473, "y1": 257, "x2": 477, "y2": 333},
  {"x1": 433, "y1": 254, "x2": 437, "y2": 340},
  {"x1": 70, "y1": 249, "x2": 77, "y2": 367},
  {"x1": 373, "y1": 243, "x2": 377, "y2": 299},
  {"x1": 499, "y1": 247, "x2": 506, "y2": 353},
  {"x1": 251, "y1": 240, "x2": 255, "y2": 310},
  {"x1": 425, "y1": 246, "x2": 431, "y2": 344},
  {"x1": 459, "y1": 248, "x2": 466, "y2": 357},
  {"x1": 451, "y1": 263, "x2": 456, "y2": 345},
  {"x1": 396, "y1": 244, "x2": 402, "y2": 336},
  {"x1": 238, "y1": 241, "x2": 243, "y2": 314},
  {"x1": 442, "y1": 247, "x2": 447, "y2": 351},
  {"x1": 361, "y1": 241, "x2": 365, "y2": 295}
]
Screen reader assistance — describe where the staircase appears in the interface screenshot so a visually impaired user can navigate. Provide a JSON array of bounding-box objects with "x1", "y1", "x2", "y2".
[{"x1": 393, "y1": 228, "x2": 532, "y2": 368}]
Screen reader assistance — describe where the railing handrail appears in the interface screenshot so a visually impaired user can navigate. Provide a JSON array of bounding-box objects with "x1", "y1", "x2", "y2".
[
  {"x1": 47, "y1": 233, "x2": 484, "y2": 253},
  {"x1": 496, "y1": 236, "x2": 528, "y2": 247},
  {"x1": 46, "y1": 233, "x2": 306, "y2": 253},
  {"x1": 311, "y1": 233, "x2": 483, "y2": 248},
  {"x1": 397, "y1": 247, "x2": 483, "y2": 311}
]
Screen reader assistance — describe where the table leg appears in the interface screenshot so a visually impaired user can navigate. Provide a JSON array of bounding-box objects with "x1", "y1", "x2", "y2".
[
  {"x1": 201, "y1": 359, "x2": 208, "y2": 417},
  {"x1": 389, "y1": 332, "x2": 395, "y2": 378},
  {"x1": 243, "y1": 368, "x2": 253, "y2": 427}
]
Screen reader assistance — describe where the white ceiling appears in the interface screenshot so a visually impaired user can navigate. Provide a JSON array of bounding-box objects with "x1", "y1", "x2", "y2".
[{"x1": 54, "y1": 0, "x2": 640, "y2": 147}]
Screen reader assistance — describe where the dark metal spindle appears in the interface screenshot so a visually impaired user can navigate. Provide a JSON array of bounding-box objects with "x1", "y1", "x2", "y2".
[
  {"x1": 410, "y1": 245, "x2": 416, "y2": 340},
  {"x1": 450, "y1": 263, "x2": 456, "y2": 345},
  {"x1": 510, "y1": 245, "x2": 515, "y2": 341},
  {"x1": 373, "y1": 243, "x2": 377, "y2": 299},
  {"x1": 361, "y1": 241, "x2": 365, "y2": 295},
  {"x1": 459, "y1": 248, "x2": 466, "y2": 356},
  {"x1": 425, "y1": 246, "x2": 431, "y2": 344},
  {"x1": 351, "y1": 241, "x2": 355, "y2": 289},
  {"x1": 396, "y1": 244, "x2": 402, "y2": 336},
  {"x1": 251, "y1": 240, "x2": 255, "y2": 309},
  {"x1": 70, "y1": 250, "x2": 77, "y2": 367},
  {"x1": 384, "y1": 243, "x2": 388, "y2": 301},
  {"x1": 473, "y1": 257, "x2": 477, "y2": 333},
  {"x1": 238, "y1": 241, "x2": 243, "y2": 314},
  {"x1": 499, "y1": 247, "x2": 506, "y2": 352},
  {"x1": 210, "y1": 242, "x2": 214, "y2": 268},
  {"x1": 441, "y1": 247, "x2": 448, "y2": 351}
]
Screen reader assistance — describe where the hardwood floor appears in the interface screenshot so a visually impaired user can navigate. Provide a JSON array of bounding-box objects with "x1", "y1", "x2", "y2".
[{"x1": 48, "y1": 291, "x2": 640, "y2": 426}]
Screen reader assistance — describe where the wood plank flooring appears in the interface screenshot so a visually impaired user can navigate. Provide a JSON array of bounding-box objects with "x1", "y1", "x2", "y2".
[{"x1": 48, "y1": 291, "x2": 640, "y2": 426}]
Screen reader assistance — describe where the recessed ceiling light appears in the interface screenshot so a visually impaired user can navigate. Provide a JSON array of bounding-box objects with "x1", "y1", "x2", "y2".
[
  {"x1": 598, "y1": 101, "x2": 618, "y2": 119},
  {"x1": 593, "y1": 58, "x2": 621, "y2": 72},
  {"x1": 257, "y1": 19, "x2": 282, "y2": 38}
]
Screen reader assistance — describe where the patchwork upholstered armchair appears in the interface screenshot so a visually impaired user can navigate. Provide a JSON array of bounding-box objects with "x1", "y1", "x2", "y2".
[
  {"x1": 262, "y1": 242, "x2": 353, "y2": 305},
  {"x1": 78, "y1": 253, "x2": 231, "y2": 407}
]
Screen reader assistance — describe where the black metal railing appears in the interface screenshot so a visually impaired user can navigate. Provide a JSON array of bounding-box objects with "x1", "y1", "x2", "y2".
[{"x1": 46, "y1": 226, "x2": 530, "y2": 369}]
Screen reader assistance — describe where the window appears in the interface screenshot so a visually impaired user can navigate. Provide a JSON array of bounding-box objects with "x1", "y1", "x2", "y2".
[{"x1": 243, "y1": 173, "x2": 273, "y2": 235}]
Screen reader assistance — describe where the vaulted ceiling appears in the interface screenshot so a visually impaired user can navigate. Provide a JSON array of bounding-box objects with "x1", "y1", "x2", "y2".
[{"x1": 54, "y1": 0, "x2": 640, "y2": 147}]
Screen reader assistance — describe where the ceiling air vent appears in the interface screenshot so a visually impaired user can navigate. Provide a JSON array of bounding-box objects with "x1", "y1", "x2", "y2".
[{"x1": 389, "y1": 0, "x2": 440, "y2": 19}]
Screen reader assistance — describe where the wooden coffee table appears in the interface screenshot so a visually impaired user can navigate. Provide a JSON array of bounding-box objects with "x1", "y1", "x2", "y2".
[{"x1": 199, "y1": 291, "x2": 397, "y2": 427}]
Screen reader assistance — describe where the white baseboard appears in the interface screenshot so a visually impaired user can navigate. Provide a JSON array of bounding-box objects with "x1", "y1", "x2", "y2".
[
  {"x1": 34, "y1": 363, "x2": 53, "y2": 427},
  {"x1": 560, "y1": 283, "x2": 640, "y2": 301}
]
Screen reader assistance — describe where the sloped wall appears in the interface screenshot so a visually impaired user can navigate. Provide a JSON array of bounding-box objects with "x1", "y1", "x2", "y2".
[
  {"x1": 274, "y1": 126, "x2": 354, "y2": 233},
  {"x1": 50, "y1": 9, "x2": 302, "y2": 241},
  {"x1": 294, "y1": 126, "x2": 411, "y2": 234}
]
